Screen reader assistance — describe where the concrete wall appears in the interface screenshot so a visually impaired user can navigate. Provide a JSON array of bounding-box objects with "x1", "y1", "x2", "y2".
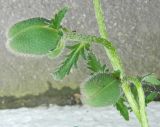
[{"x1": 0, "y1": 0, "x2": 160, "y2": 97}]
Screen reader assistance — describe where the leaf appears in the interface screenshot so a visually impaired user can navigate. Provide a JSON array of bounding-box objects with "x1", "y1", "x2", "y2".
[
  {"x1": 7, "y1": 17, "x2": 62, "y2": 55},
  {"x1": 116, "y1": 98, "x2": 129, "y2": 121},
  {"x1": 145, "y1": 92, "x2": 158, "y2": 105},
  {"x1": 52, "y1": 42, "x2": 89, "y2": 80},
  {"x1": 142, "y1": 73, "x2": 160, "y2": 86},
  {"x1": 47, "y1": 39, "x2": 64, "y2": 59},
  {"x1": 81, "y1": 73, "x2": 121, "y2": 107},
  {"x1": 51, "y1": 7, "x2": 69, "y2": 29},
  {"x1": 80, "y1": 44, "x2": 90, "y2": 60},
  {"x1": 86, "y1": 51, "x2": 107, "y2": 74}
]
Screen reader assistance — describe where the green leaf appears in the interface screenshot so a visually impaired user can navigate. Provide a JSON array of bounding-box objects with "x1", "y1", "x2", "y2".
[
  {"x1": 80, "y1": 44, "x2": 90, "y2": 60},
  {"x1": 86, "y1": 51, "x2": 107, "y2": 74},
  {"x1": 142, "y1": 73, "x2": 160, "y2": 86},
  {"x1": 51, "y1": 7, "x2": 69, "y2": 29},
  {"x1": 81, "y1": 73, "x2": 121, "y2": 107},
  {"x1": 116, "y1": 98, "x2": 129, "y2": 121},
  {"x1": 52, "y1": 42, "x2": 89, "y2": 80},
  {"x1": 47, "y1": 39, "x2": 64, "y2": 59},
  {"x1": 145, "y1": 92, "x2": 158, "y2": 105},
  {"x1": 7, "y1": 18, "x2": 62, "y2": 55}
]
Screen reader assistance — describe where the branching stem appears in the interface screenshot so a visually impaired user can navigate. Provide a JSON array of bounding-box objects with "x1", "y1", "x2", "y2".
[
  {"x1": 63, "y1": 30, "x2": 124, "y2": 76},
  {"x1": 64, "y1": 0, "x2": 150, "y2": 126},
  {"x1": 62, "y1": 0, "x2": 150, "y2": 126},
  {"x1": 63, "y1": 29, "x2": 141, "y2": 122},
  {"x1": 92, "y1": 0, "x2": 149, "y2": 126},
  {"x1": 128, "y1": 77, "x2": 149, "y2": 127}
]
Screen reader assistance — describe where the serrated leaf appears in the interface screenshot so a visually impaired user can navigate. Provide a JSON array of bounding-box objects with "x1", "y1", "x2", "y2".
[
  {"x1": 86, "y1": 51, "x2": 107, "y2": 74},
  {"x1": 51, "y1": 7, "x2": 68, "y2": 29},
  {"x1": 142, "y1": 73, "x2": 160, "y2": 86},
  {"x1": 80, "y1": 44, "x2": 90, "y2": 60},
  {"x1": 145, "y1": 92, "x2": 158, "y2": 105},
  {"x1": 81, "y1": 73, "x2": 121, "y2": 107},
  {"x1": 52, "y1": 42, "x2": 88, "y2": 80},
  {"x1": 116, "y1": 98, "x2": 129, "y2": 121},
  {"x1": 47, "y1": 39, "x2": 64, "y2": 59}
]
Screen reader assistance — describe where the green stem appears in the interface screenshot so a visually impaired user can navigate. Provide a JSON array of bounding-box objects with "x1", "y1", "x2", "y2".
[
  {"x1": 63, "y1": 0, "x2": 149, "y2": 126},
  {"x1": 63, "y1": 29, "x2": 141, "y2": 122},
  {"x1": 63, "y1": 29, "x2": 124, "y2": 76},
  {"x1": 93, "y1": 0, "x2": 124, "y2": 77},
  {"x1": 93, "y1": 0, "x2": 109, "y2": 38},
  {"x1": 93, "y1": 0, "x2": 148, "y2": 127},
  {"x1": 128, "y1": 77, "x2": 149, "y2": 127},
  {"x1": 122, "y1": 79, "x2": 141, "y2": 122},
  {"x1": 92, "y1": 0, "x2": 144, "y2": 125}
]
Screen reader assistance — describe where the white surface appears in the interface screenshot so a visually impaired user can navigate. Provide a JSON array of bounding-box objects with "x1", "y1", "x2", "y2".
[{"x1": 0, "y1": 102, "x2": 159, "y2": 127}]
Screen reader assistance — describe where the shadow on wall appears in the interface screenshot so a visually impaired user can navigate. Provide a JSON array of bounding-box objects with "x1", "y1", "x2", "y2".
[
  {"x1": 0, "y1": 81, "x2": 160, "y2": 109},
  {"x1": 0, "y1": 81, "x2": 81, "y2": 109}
]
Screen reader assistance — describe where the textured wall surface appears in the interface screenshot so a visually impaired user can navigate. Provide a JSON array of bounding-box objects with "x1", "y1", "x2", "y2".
[
  {"x1": 0, "y1": 0, "x2": 160, "y2": 97},
  {"x1": 0, "y1": 102, "x2": 160, "y2": 127}
]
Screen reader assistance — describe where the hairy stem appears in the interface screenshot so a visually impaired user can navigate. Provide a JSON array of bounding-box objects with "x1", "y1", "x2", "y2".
[
  {"x1": 63, "y1": 0, "x2": 149, "y2": 126},
  {"x1": 93, "y1": 0, "x2": 124, "y2": 77},
  {"x1": 92, "y1": 0, "x2": 144, "y2": 125},
  {"x1": 93, "y1": 0, "x2": 148, "y2": 127},
  {"x1": 93, "y1": 0, "x2": 109, "y2": 38},
  {"x1": 63, "y1": 29, "x2": 141, "y2": 122},
  {"x1": 128, "y1": 77, "x2": 149, "y2": 127},
  {"x1": 63, "y1": 30, "x2": 124, "y2": 76},
  {"x1": 122, "y1": 79, "x2": 141, "y2": 121}
]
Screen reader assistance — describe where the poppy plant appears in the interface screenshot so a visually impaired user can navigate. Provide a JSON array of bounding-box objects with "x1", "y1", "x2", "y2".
[{"x1": 6, "y1": 0, "x2": 160, "y2": 127}]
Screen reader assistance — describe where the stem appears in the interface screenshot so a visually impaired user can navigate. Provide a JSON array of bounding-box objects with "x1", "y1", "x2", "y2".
[
  {"x1": 63, "y1": 30, "x2": 124, "y2": 77},
  {"x1": 63, "y1": 29, "x2": 141, "y2": 122},
  {"x1": 122, "y1": 79, "x2": 141, "y2": 122},
  {"x1": 93, "y1": 0, "x2": 124, "y2": 77},
  {"x1": 92, "y1": 0, "x2": 149, "y2": 126},
  {"x1": 63, "y1": 0, "x2": 149, "y2": 126},
  {"x1": 93, "y1": 0, "x2": 109, "y2": 38},
  {"x1": 128, "y1": 77, "x2": 149, "y2": 127}
]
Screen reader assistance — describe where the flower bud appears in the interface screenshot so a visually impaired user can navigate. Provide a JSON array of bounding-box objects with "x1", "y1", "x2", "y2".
[
  {"x1": 7, "y1": 17, "x2": 62, "y2": 56},
  {"x1": 81, "y1": 73, "x2": 121, "y2": 107}
]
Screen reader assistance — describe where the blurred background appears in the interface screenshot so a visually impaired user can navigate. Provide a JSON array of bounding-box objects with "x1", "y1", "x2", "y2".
[{"x1": 0, "y1": 0, "x2": 160, "y2": 108}]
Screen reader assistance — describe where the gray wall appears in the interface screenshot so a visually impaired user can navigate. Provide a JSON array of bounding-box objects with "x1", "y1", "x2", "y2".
[{"x1": 0, "y1": 0, "x2": 160, "y2": 97}]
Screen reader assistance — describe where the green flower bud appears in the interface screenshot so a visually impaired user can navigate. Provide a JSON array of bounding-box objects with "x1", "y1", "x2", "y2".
[
  {"x1": 81, "y1": 73, "x2": 121, "y2": 107},
  {"x1": 7, "y1": 17, "x2": 62, "y2": 56}
]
